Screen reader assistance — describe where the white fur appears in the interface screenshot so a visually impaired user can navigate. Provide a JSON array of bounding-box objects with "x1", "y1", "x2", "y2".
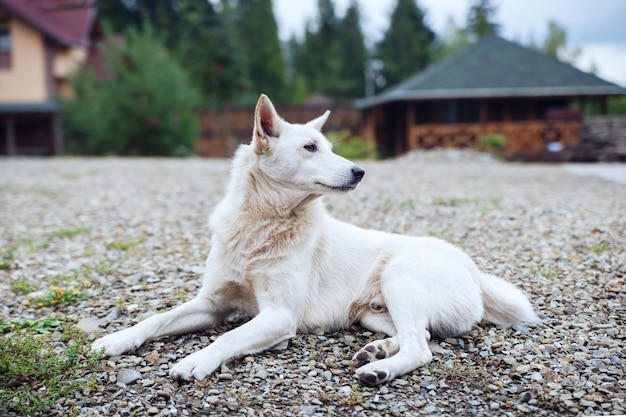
[{"x1": 92, "y1": 94, "x2": 539, "y2": 385}]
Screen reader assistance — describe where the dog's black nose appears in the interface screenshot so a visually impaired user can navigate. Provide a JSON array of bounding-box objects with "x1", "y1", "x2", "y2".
[{"x1": 352, "y1": 165, "x2": 365, "y2": 181}]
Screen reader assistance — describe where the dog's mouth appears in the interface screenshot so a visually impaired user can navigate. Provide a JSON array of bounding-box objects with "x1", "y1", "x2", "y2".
[{"x1": 315, "y1": 182, "x2": 358, "y2": 192}]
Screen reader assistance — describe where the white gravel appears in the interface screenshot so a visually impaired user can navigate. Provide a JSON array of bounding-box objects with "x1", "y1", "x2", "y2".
[{"x1": 0, "y1": 151, "x2": 624, "y2": 416}]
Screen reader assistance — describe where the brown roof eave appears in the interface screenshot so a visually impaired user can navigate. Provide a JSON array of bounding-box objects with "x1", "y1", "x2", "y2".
[{"x1": 0, "y1": 0, "x2": 91, "y2": 46}]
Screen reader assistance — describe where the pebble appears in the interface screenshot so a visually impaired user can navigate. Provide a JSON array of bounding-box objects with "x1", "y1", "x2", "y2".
[
  {"x1": 2, "y1": 152, "x2": 625, "y2": 417},
  {"x1": 116, "y1": 369, "x2": 142, "y2": 385}
]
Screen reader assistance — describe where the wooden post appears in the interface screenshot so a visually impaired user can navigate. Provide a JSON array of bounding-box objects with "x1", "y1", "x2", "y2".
[
  {"x1": 405, "y1": 102, "x2": 414, "y2": 152},
  {"x1": 52, "y1": 113, "x2": 64, "y2": 155},
  {"x1": 6, "y1": 116, "x2": 16, "y2": 156}
]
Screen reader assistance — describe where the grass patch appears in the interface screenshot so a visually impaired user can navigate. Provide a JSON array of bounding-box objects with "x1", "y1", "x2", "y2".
[
  {"x1": 530, "y1": 264, "x2": 558, "y2": 279},
  {"x1": 480, "y1": 198, "x2": 502, "y2": 213},
  {"x1": 0, "y1": 245, "x2": 15, "y2": 270},
  {"x1": 48, "y1": 227, "x2": 91, "y2": 238},
  {"x1": 590, "y1": 241, "x2": 612, "y2": 254},
  {"x1": 427, "y1": 361, "x2": 488, "y2": 385},
  {"x1": 399, "y1": 198, "x2": 415, "y2": 209},
  {"x1": 433, "y1": 197, "x2": 475, "y2": 207},
  {"x1": 0, "y1": 318, "x2": 63, "y2": 334},
  {"x1": 30, "y1": 274, "x2": 91, "y2": 308},
  {"x1": 0, "y1": 324, "x2": 103, "y2": 415},
  {"x1": 106, "y1": 238, "x2": 144, "y2": 251},
  {"x1": 10, "y1": 278, "x2": 38, "y2": 295}
]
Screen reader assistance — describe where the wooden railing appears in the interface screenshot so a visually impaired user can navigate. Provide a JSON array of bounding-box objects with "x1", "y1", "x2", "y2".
[{"x1": 408, "y1": 120, "x2": 580, "y2": 153}]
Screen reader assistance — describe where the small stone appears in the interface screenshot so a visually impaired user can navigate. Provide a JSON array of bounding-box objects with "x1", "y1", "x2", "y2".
[
  {"x1": 489, "y1": 402, "x2": 500, "y2": 410},
  {"x1": 519, "y1": 392, "x2": 532, "y2": 402},
  {"x1": 116, "y1": 369, "x2": 142, "y2": 385},
  {"x1": 254, "y1": 369, "x2": 268, "y2": 380},
  {"x1": 515, "y1": 364, "x2": 531, "y2": 374},
  {"x1": 77, "y1": 318, "x2": 103, "y2": 334},
  {"x1": 302, "y1": 405, "x2": 318, "y2": 415},
  {"x1": 147, "y1": 407, "x2": 159, "y2": 415},
  {"x1": 156, "y1": 390, "x2": 172, "y2": 399},
  {"x1": 218, "y1": 373, "x2": 233, "y2": 381},
  {"x1": 269, "y1": 340, "x2": 289, "y2": 352}
]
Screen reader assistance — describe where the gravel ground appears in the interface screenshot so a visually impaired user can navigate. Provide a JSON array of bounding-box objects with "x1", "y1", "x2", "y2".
[{"x1": 0, "y1": 151, "x2": 624, "y2": 416}]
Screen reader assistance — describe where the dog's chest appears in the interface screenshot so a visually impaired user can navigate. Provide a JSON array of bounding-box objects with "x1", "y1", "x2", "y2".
[{"x1": 218, "y1": 213, "x2": 314, "y2": 266}]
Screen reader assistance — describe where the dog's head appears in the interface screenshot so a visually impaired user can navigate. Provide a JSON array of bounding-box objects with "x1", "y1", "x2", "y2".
[{"x1": 252, "y1": 94, "x2": 364, "y2": 195}]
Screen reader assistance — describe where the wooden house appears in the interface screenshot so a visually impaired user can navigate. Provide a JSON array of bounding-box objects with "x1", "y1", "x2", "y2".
[
  {"x1": 356, "y1": 36, "x2": 626, "y2": 159},
  {"x1": 0, "y1": 0, "x2": 99, "y2": 156}
]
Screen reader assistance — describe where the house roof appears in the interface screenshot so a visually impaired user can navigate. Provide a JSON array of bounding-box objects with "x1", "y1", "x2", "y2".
[
  {"x1": 356, "y1": 36, "x2": 626, "y2": 108},
  {"x1": 0, "y1": 0, "x2": 97, "y2": 47}
]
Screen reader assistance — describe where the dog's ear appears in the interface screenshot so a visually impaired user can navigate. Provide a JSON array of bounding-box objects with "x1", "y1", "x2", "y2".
[
  {"x1": 254, "y1": 94, "x2": 281, "y2": 154},
  {"x1": 306, "y1": 110, "x2": 330, "y2": 131}
]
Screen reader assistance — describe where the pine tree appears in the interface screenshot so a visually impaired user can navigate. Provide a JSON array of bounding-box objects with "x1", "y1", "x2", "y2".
[
  {"x1": 234, "y1": 0, "x2": 287, "y2": 104},
  {"x1": 336, "y1": 0, "x2": 367, "y2": 99},
  {"x1": 376, "y1": 0, "x2": 435, "y2": 87},
  {"x1": 466, "y1": 0, "x2": 500, "y2": 40}
]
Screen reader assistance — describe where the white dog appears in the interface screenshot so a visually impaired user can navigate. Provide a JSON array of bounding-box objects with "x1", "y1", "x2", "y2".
[{"x1": 93, "y1": 94, "x2": 539, "y2": 386}]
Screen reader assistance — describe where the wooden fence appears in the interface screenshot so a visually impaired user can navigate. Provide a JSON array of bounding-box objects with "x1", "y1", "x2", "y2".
[{"x1": 194, "y1": 105, "x2": 361, "y2": 157}]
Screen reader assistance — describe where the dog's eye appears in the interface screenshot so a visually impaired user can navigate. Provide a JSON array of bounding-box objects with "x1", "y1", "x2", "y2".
[{"x1": 304, "y1": 143, "x2": 317, "y2": 152}]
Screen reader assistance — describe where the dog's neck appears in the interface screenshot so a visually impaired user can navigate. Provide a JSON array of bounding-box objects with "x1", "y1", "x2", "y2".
[{"x1": 226, "y1": 145, "x2": 322, "y2": 219}]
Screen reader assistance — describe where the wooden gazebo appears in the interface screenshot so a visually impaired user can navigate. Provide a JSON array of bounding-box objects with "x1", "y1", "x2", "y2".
[{"x1": 356, "y1": 36, "x2": 626, "y2": 159}]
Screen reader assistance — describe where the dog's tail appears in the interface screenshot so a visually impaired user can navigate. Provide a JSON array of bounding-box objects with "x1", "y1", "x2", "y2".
[{"x1": 479, "y1": 273, "x2": 540, "y2": 325}]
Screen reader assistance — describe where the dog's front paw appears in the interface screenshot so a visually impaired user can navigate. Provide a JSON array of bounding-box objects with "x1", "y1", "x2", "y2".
[
  {"x1": 169, "y1": 350, "x2": 220, "y2": 381},
  {"x1": 352, "y1": 338, "x2": 398, "y2": 368},
  {"x1": 92, "y1": 329, "x2": 145, "y2": 357},
  {"x1": 356, "y1": 365, "x2": 390, "y2": 386}
]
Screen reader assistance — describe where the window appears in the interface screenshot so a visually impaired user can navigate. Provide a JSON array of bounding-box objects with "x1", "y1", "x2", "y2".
[
  {"x1": 0, "y1": 16, "x2": 11, "y2": 68},
  {"x1": 437, "y1": 101, "x2": 458, "y2": 124}
]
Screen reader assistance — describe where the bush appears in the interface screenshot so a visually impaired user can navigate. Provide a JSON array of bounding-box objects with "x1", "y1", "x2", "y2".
[
  {"x1": 481, "y1": 133, "x2": 506, "y2": 150},
  {"x1": 327, "y1": 129, "x2": 378, "y2": 160},
  {"x1": 61, "y1": 25, "x2": 200, "y2": 155}
]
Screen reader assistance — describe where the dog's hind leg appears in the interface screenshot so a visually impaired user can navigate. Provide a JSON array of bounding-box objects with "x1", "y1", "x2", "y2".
[
  {"x1": 355, "y1": 259, "x2": 439, "y2": 386},
  {"x1": 352, "y1": 311, "x2": 400, "y2": 367},
  {"x1": 92, "y1": 296, "x2": 223, "y2": 357}
]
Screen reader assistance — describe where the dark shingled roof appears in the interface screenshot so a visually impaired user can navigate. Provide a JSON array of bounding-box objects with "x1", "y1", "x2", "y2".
[{"x1": 356, "y1": 36, "x2": 626, "y2": 108}]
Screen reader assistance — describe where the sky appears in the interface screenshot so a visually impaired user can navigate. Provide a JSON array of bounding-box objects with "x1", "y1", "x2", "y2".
[{"x1": 273, "y1": 0, "x2": 626, "y2": 87}]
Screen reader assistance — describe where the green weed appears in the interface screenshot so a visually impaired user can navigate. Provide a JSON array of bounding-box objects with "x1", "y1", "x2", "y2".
[
  {"x1": 590, "y1": 241, "x2": 612, "y2": 254},
  {"x1": 399, "y1": 198, "x2": 415, "y2": 208},
  {"x1": 0, "y1": 245, "x2": 15, "y2": 270},
  {"x1": 106, "y1": 238, "x2": 144, "y2": 251},
  {"x1": 480, "y1": 197, "x2": 502, "y2": 213},
  {"x1": 9, "y1": 278, "x2": 38, "y2": 295},
  {"x1": 427, "y1": 361, "x2": 487, "y2": 385},
  {"x1": 30, "y1": 274, "x2": 91, "y2": 308},
  {"x1": 0, "y1": 318, "x2": 63, "y2": 334},
  {"x1": 432, "y1": 197, "x2": 475, "y2": 207},
  {"x1": 0, "y1": 324, "x2": 103, "y2": 415},
  {"x1": 48, "y1": 227, "x2": 91, "y2": 238}
]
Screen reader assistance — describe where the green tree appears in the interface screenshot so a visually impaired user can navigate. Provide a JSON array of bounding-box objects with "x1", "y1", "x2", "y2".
[
  {"x1": 234, "y1": 0, "x2": 287, "y2": 104},
  {"x1": 431, "y1": 15, "x2": 471, "y2": 62},
  {"x1": 335, "y1": 0, "x2": 367, "y2": 99},
  {"x1": 298, "y1": 0, "x2": 344, "y2": 97},
  {"x1": 61, "y1": 25, "x2": 200, "y2": 155},
  {"x1": 466, "y1": 0, "x2": 500, "y2": 40},
  {"x1": 376, "y1": 0, "x2": 435, "y2": 87},
  {"x1": 539, "y1": 20, "x2": 580, "y2": 65}
]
